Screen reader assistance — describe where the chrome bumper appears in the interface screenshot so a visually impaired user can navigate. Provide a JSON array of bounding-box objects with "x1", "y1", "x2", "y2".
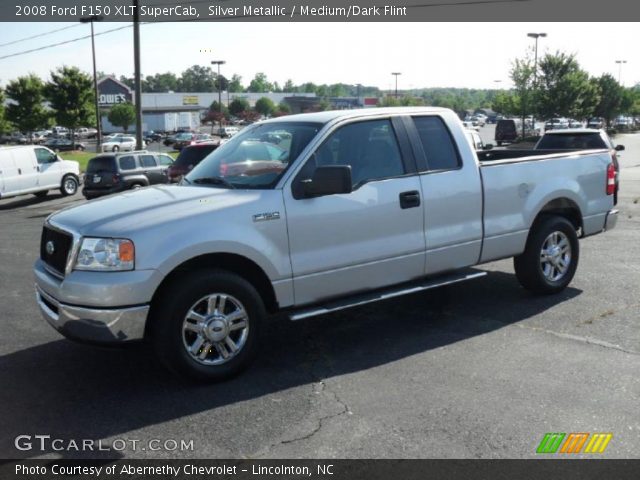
[
  {"x1": 604, "y1": 209, "x2": 619, "y2": 231},
  {"x1": 35, "y1": 285, "x2": 148, "y2": 344}
]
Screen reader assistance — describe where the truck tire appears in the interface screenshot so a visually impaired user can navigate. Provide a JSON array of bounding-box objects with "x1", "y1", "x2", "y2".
[
  {"x1": 514, "y1": 215, "x2": 579, "y2": 294},
  {"x1": 152, "y1": 269, "x2": 265, "y2": 381},
  {"x1": 60, "y1": 175, "x2": 78, "y2": 196}
]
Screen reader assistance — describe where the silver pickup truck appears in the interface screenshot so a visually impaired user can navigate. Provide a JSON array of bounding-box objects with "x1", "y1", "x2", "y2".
[{"x1": 34, "y1": 107, "x2": 618, "y2": 381}]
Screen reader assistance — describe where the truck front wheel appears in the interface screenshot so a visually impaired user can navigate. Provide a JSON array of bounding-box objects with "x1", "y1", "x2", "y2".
[
  {"x1": 152, "y1": 269, "x2": 265, "y2": 381},
  {"x1": 514, "y1": 215, "x2": 579, "y2": 294}
]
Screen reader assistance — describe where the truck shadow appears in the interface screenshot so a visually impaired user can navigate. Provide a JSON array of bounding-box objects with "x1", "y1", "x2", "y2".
[
  {"x1": 0, "y1": 270, "x2": 581, "y2": 459},
  {"x1": 0, "y1": 193, "x2": 67, "y2": 211}
]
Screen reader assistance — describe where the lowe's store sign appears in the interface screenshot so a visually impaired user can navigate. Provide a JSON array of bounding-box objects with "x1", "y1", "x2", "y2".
[{"x1": 97, "y1": 76, "x2": 133, "y2": 106}]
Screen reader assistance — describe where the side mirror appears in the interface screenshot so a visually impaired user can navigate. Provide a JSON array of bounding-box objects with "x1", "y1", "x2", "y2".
[
  {"x1": 483, "y1": 143, "x2": 494, "y2": 151},
  {"x1": 615, "y1": 145, "x2": 625, "y2": 151},
  {"x1": 302, "y1": 165, "x2": 352, "y2": 197}
]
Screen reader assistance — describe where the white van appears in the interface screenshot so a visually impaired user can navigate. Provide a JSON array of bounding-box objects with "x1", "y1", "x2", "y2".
[{"x1": 0, "y1": 146, "x2": 81, "y2": 200}]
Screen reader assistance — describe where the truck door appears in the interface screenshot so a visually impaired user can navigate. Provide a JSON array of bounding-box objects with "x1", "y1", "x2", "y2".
[
  {"x1": 284, "y1": 118, "x2": 426, "y2": 306},
  {"x1": 403, "y1": 115, "x2": 483, "y2": 275}
]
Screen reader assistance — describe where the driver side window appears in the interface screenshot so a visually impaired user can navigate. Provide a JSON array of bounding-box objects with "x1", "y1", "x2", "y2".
[
  {"x1": 35, "y1": 148, "x2": 56, "y2": 165},
  {"x1": 311, "y1": 119, "x2": 404, "y2": 188}
]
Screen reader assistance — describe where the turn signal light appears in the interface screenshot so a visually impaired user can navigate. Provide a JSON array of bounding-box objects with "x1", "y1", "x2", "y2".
[{"x1": 119, "y1": 240, "x2": 135, "y2": 263}]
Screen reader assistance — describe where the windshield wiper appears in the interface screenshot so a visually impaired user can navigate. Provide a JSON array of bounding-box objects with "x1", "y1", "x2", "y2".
[
  {"x1": 192, "y1": 176, "x2": 236, "y2": 189},
  {"x1": 180, "y1": 177, "x2": 192, "y2": 185}
]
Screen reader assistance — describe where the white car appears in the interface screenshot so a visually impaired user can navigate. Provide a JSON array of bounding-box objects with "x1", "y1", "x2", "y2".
[{"x1": 101, "y1": 136, "x2": 144, "y2": 152}]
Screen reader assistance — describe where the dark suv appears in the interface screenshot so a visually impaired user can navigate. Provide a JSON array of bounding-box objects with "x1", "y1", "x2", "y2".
[
  {"x1": 167, "y1": 143, "x2": 219, "y2": 183},
  {"x1": 82, "y1": 151, "x2": 174, "y2": 199}
]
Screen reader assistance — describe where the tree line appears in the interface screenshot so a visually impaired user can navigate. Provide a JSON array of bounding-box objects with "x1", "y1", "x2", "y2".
[{"x1": 493, "y1": 50, "x2": 640, "y2": 127}]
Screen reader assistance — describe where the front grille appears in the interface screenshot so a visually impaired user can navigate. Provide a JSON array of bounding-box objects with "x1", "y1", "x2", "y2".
[{"x1": 40, "y1": 226, "x2": 73, "y2": 275}]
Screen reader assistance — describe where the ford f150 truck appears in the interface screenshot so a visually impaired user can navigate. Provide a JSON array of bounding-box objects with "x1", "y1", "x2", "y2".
[{"x1": 34, "y1": 107, "x2": 619, "y2": 381}]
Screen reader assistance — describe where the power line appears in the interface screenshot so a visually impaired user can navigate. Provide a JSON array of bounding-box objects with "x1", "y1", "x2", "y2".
[
  {"x1": 0, "y1": 24, "x2": 83, "y2": 49},
  {"x1": 0, "y1": 25, "x2": 132, "y2": 61}
]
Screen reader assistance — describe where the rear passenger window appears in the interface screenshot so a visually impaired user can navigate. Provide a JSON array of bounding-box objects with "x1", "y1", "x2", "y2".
[
  {"x1": 412, "y1": 116, "x2": 461, "y2": 171},
  {"x1": 140, "y1": 155, "x2": 157, "y2": 167},
  {"x1": 118, "y1": 156, "x2": 136, "y2": 170}
]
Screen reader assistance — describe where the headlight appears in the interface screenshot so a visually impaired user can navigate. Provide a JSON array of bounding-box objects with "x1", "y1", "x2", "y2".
[{"x1": 74, "y1": 238, "x2": 135, "y2": 271}]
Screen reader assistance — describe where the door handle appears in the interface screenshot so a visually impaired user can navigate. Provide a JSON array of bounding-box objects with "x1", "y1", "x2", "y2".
[{"x1": 399, "y1": 190, "x2": 421, "y2": 209}]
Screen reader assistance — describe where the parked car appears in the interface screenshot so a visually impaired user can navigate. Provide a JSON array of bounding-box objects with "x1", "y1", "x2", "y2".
[
  {"x1": 43, "y1": 138, "x2": 86, "y2": 151},
  {"x1": 82, "y1": 151, "x2": 174, "y2": 199},
  {"x1": 167, "y1": 143, "x2": 219, "y2": 183},
  {"x1": 143, "y1": 130, "x2": 165, "y2": 143},
  {"x1": 587, "y1": 118, "x2": 605, "y2": 129},
  {"x1": 495, "y1": 119, "x2": 535, "y2": 145},
  {"x1": 462, "y1": 121, "x2": 480, "y2": 131},
  {"x1": 74, "y1": 127, "x2": 98, "y2": 139},
  {"x1": 174, "y1": 133, "x2": 213, "y2": 151},
  {"x1": 101, "y1": 136, "x2": 144, "y2": 152},
  {"x1": 0, "y1": 132, "x2": 29, "y2": 145},
  {"x1": 34, "y1": 107, "x2": 619, "y2": 381},
  {"x1": 534, "y1": 128, "x2": 624, "y2": 204},
  {"x1": 544, "y1": 118, "x2": 569, "y2": 131},
  {"x1": 568, "y1": 119, "x2": 583, "y2": 129},
  {"x1": 0, "y1": 145, "x2": 80, "y2": 200},
  {"x1": 216, "y1": 126, "x2": 239, "y2": 138}
]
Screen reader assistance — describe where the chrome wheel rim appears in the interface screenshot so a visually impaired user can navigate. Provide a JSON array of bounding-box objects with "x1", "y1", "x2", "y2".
[
  {"x1": 540, "y1": 231, "x2": 571, "y2": 282},
  {"x1": 63, "y1": 178, "x2": 76, "y2": 194},
  {"x1": 182, "y1": 293, "x2": 249, "y2": 365}
]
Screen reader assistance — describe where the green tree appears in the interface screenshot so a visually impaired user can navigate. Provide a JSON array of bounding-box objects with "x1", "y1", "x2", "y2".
[
  {"x1": 254, "y1": 97, "x2": 276, "y2": 117},
  {"x1": 248, "y1": 73, "x2": 273, "y2": 92},
  {"x1": 45, "y1": 66, "x2": 95, "y2": 138},
  {"x1": 379, "y1": 96, "x2": 401, "y2": 107},
  {"x1": 228, "y1": 74, "x2": 244, "y2": 93},
  {"x1": 178, "y1": 65, "x2": 215, "y2": 92},
  {"x1": 229, "y1": 98, "x2": 250, "y2": 116},
  {"x1": 283, "y1": 79, "x2": 296, "y2": 92},
  {"x1": 536, "y1": 51, "x2": 599, "y2": 120},
  {"x1": 107, "y1": 103, "x2": 136, "y2": 132},
  {"x1": 509, "y1": 53, "x2": 536, "y2": 137},
  {"x1": 143, "y1": 72, "x2": 178, "y2": 92},
  {"x1": 0, "y1": 88, "x2": 11, "y2": 134},
  {"x1": 492, "y1": 91, "x2": 520, "y2": 116},
  {"x1": 214, "y1": 74, "x2": 229, "y2": 92},
  {"x1": 206, "y1": 101, "x2": 229, "y2": 124},
  {"x1": 277, "y1": 102, "x2": 291, "y2": 114},
  {"x1": 592, "y1": 74, "x2": 624, "y2": 126},
  {"x1": 5, "y1": 74, "x2": 50, "y2": 133}
]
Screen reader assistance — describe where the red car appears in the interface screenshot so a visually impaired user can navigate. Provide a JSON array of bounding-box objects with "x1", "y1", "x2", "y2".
[{"x1": 167, "y1": 143, "x2": 219, "y2": 183}]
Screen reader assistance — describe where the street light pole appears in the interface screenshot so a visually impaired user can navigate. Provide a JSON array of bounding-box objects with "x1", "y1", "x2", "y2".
[
  {"x1": 80, "y1": 14, "x2": 104, "y2": 151},
  {"x1": 211, "y1": 60, "x2": 226, "y2": 114},
  {"x1": 391, "y1": 72, "x2": 401, "y2": 99},
  {"x1": 527, "y1": 32, "x2": 546, "y2": 138},
  {"x1": 615, "y1": 60, "x2": 627, "y2": 85}
]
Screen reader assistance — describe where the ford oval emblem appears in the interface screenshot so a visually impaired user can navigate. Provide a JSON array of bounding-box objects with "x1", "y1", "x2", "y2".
[{"x1": 45, "y1": 241, "x2": 55, "y2": 255}]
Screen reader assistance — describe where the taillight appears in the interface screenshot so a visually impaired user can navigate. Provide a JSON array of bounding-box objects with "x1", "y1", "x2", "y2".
[{"x1": 606, "y1": 163, "x2": 616, "y2": 195}]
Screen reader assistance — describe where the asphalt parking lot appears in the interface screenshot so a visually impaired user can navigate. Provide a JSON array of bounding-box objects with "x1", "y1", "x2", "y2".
[{"x1": 1, "y1": 134, "x2": 639, "y2": 460}]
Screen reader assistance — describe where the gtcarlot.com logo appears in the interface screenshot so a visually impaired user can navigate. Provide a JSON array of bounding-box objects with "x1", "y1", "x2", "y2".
[
  {"x1": 15, "y1": 435, "x2": 194, "y2": 452},
  {"x1": 536, "y1": 433, "x2": 612, "y2": 454}
]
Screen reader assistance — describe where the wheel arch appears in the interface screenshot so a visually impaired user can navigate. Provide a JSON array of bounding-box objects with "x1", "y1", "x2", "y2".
[
  {"x1": 146, "y1": 252, "x2": 278, "y2": 337},
  {"x1": 531, "y1": 197, "x2": 583, "y2": 233}
]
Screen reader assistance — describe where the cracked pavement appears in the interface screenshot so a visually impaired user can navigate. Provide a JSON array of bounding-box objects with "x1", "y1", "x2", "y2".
[{"x1": 1, "y1": 133, "x2": 639, "y2": 459}]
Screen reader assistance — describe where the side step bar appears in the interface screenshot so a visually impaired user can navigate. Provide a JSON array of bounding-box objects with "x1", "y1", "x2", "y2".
[{"x1": 289, "y1": 268, "x2": 487, "y2": 321}]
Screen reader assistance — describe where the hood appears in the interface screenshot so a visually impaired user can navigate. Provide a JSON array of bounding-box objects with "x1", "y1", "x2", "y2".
[{"x1": 49, "y1": 184, "x2": 265, "y2": 237}]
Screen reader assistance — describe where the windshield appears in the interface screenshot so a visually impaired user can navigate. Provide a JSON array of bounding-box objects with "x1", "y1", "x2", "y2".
[{"x1": 184, "y1": 121, "x2": 322, "y2": 189}]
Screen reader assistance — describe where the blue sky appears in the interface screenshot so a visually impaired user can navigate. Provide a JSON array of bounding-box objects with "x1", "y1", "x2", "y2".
[{"x1": 0, "y1": 22, "x2": 637, "y2": 90}]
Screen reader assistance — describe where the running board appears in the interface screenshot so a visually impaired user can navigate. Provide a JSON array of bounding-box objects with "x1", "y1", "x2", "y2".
[{"x1": 288, "y1": 269, "x2": 487, "y2": 321}]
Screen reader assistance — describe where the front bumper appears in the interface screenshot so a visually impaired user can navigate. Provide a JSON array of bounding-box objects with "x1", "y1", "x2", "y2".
[
  {"x1": 604, "y1": 209, "x2": 619, "y2": 231},
  {"x1": 36, "y1": 284, "x2": 148, "y2": 344}
]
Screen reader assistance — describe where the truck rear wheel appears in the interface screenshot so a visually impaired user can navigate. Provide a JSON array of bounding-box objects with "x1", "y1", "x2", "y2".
[
  {"x1": 152, "y1": 269, "x2": 264, "y2": 381},
  {"x1": 514, "y1": 215, "x2": 579, "y2": 294}
]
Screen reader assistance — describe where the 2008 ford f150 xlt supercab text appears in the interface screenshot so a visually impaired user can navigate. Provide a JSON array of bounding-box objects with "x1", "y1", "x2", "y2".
[{"x1": 34, "y1": 107, "x2": 619, "y2": 381}]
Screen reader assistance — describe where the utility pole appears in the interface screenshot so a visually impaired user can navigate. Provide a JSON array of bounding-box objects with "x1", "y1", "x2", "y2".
[
  {"x1": 133, "y1": 0, "x2": 143, "y2": 150},
  {"x1": 80, "y1": 14, "x2": 104, "y2": 151},
  {"x1": 211, "y1": 60, "x2": 226, "y2": 113}
]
